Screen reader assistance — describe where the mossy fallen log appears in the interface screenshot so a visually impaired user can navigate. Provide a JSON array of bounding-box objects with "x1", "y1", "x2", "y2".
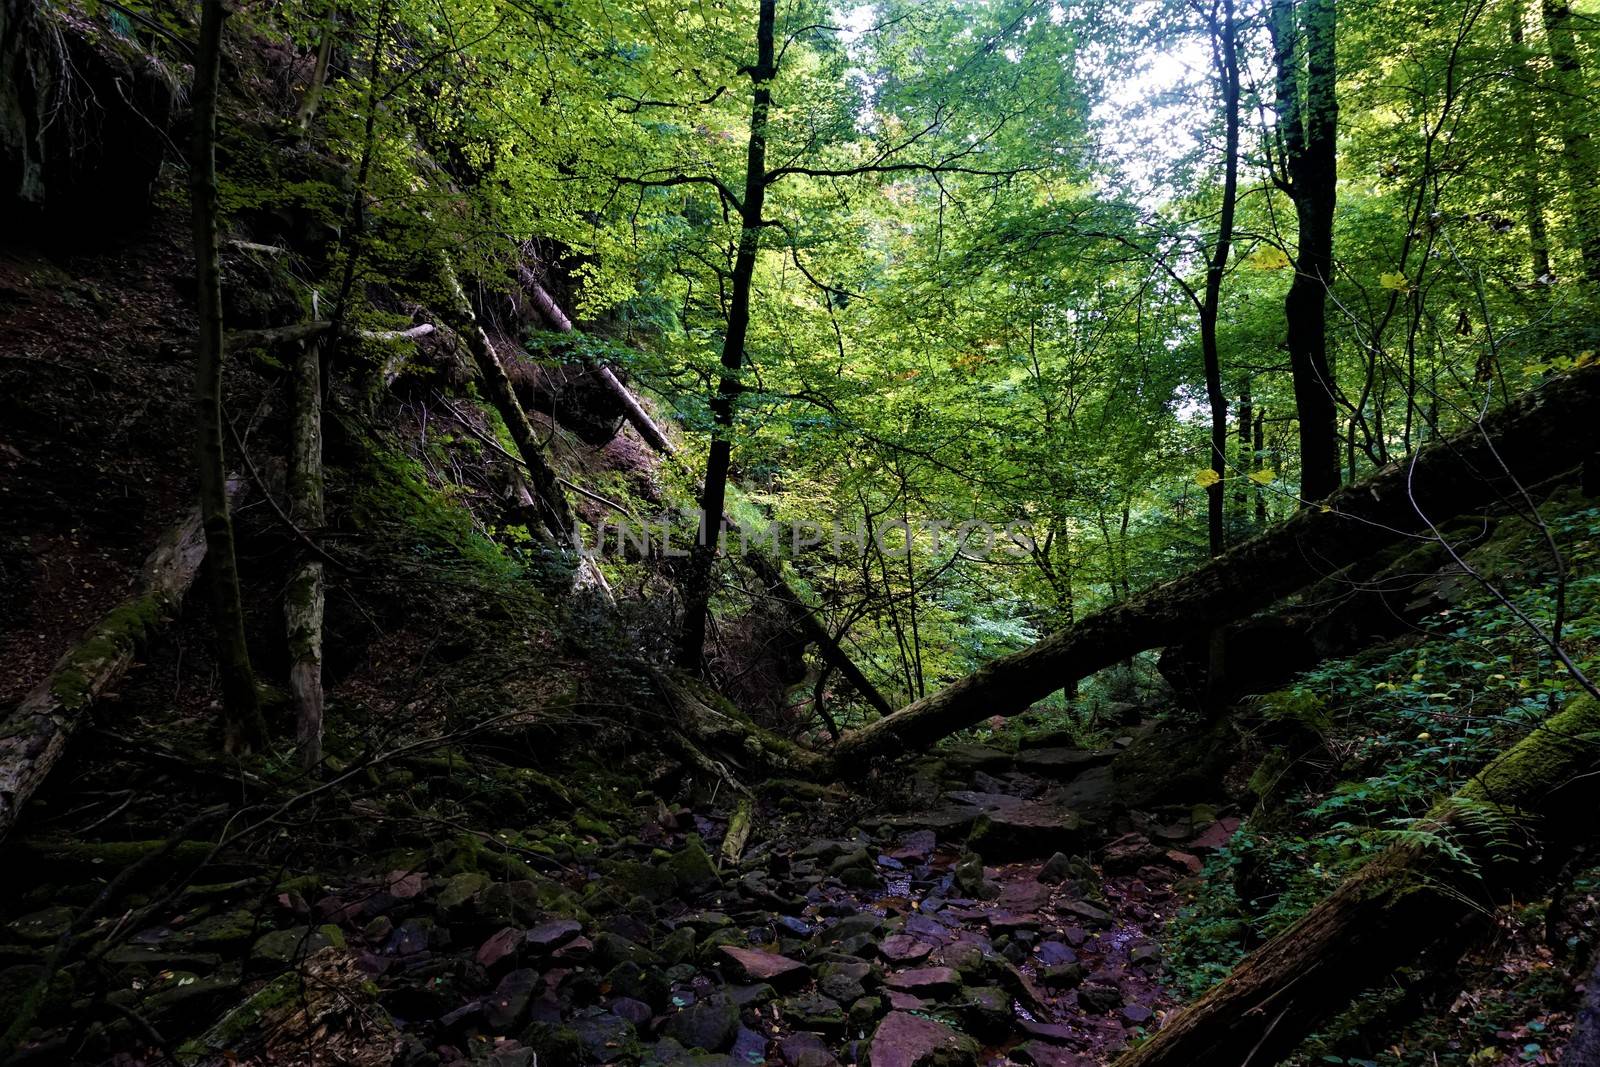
[
  {"x1": 827, "y1": 364, "x2": 1600, "y2": 775},
  {"x1": 1116, "y1": 693, "x2": 1600, "y2": 1067},
  {"x1": 0, "y1": 481, "x2": 244, "y2": 839}
]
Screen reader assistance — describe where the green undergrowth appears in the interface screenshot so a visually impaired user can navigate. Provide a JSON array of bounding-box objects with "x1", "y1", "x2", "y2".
[{"x1": 1165, "y1": 494, "x2": 1600, "y2": 1061}]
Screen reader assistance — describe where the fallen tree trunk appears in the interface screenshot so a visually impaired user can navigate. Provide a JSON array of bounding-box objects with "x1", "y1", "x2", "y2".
[
  {"x1": 0, "y1": 482, "x2": 244, "y2": 839},
  {"x1": 285, "y1": 336, "x2": 326, "y2": 770},
  {"x1": 827, "y1": 365, "x2": 1600, "y2": 775},
  {"x1": 1117, "y1": 692, "x2": 1600, "y2": 1067},
  {"x1": 439, "y1": 259, "x2": 576, "y2": 544},
  {"x1": 519, "y1": 277, "x2": 888, "y2": 712}
]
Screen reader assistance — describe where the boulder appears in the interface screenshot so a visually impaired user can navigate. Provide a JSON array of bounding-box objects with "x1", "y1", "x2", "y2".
[{"x1": 866, "y1": 1011, "x2": 979, "y2": 1067}]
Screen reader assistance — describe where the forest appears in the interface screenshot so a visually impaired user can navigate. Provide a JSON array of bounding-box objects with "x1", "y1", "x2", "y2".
[{"x1": 1, "y1": 0, "x2": 1598, "y2": 1062}]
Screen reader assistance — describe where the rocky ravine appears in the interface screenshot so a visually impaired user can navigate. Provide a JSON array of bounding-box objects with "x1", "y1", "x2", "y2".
[{"x1": 5, "y1": 731, "x2": 1238, "y2": 1066}]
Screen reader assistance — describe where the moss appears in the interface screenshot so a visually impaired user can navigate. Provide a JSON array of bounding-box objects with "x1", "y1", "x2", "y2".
[
  {"x1": 40, "y1": 593, "x2": 165, "y2": 710},
  {"x1": 21, "y1": 837, "x2": 214, "y2": 871},
  {"x1": 182, "y1": 972, "x2": 301, "y2": 1055}
]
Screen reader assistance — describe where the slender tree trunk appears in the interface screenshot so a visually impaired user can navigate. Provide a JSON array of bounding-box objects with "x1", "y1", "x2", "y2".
[
  {"x1": 1541, "y1": 0, "x2": 1600, "y2": 284},
  {"x1": 192, "y1": 0, "x2": 266, "y2": 755},
  {"x1": 824, "y1": 364, "x2": 1600, "y2": 774},
  {"x1": 1271, "y1": 0, "x2": 1342, "y2": 502},
  {"x1": 1118, "y1": 693, "x2": 1600, "y2": 1067},
  {"x1": 677, "y1": 0, "x2": 776, "y2": 669},
  {"x1": 1200, "y1": 0, "x2": 1242, "y2": 557},
  {"x1": 293, "y1": 1, "x2": 337, "y2": 135},
  {"x1": 286, "y1": 338, "x2": 326, "y2": 770},
  {"x1": 1234, "y1": 376, "x2": 1252, "y2": 525},
  {"x1": 1511, "y1": 3, "x2": 1552, "y2": 283},
  {"x1": 1253, "y1": 407, "x2": 1268, "y2": 525}
]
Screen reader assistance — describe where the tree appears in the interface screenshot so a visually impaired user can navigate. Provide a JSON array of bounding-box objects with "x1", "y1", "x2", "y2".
[
  {"x1": 192, "y1": 0, "x2": 267, "y2": 754},
  {"x1": 1269, "y1": 0, "x2": 1342, "y2": 502}
]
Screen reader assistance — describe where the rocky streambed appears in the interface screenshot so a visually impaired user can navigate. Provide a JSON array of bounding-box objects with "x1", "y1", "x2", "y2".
[{"x1": 4, "y1": 733, "x2": 1239, "y2": 1066}]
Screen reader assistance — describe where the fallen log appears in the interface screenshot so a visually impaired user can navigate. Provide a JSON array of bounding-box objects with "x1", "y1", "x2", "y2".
[
  {"x1": 520, "y1": 279, "x2": 888, "y2": 713},
  {"x1": 827, "y1": 365, "x2": 1600, "y2": 775},
  {"x1": 439, "y1": 259, "x2": 577, "y2": 544},
  {"x1": 0, "y1": 482, "x2": 243, "y2": 839},
  {"x1": 1116, "y1": 692, "x2": 1600, "y2": 1067},
  {"x1": 285, "y1": 336, "x2": 326, "y2": 769}
]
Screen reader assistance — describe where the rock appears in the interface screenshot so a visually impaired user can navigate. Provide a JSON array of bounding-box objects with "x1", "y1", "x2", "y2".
[
  {"x1": 594, "y1": 931, "x2": 659, "y2": 969},
  {"x1": 727, "y1": 983, "x2": 777, "y2": 1008},
  {"x1": 952, "y1": 854, "x2": 998, "y2": 900},
  {"x1": 1017, "y1": 1020, "x2": 1078, "y2": 1045},
  {"x1": 251, "y1": 926, "x2": 334, "y2": 968},
  {"x1": 571, "y1": 1011, "x2": 639, "y2": 1063},
  {"x1": 385, "y1": 918, "x2": 429, "y2": 956},
  {"x1": 850, "y1": 995, "x2": 885, "y2": 1028},
  {"x1": 1037, "y1": 852, "x2": 1072, "y2": 884},
  {"x1": 1013, "y1": 748, "x2": 1114, "y2": 777},
  {"x1": 967, "y1": 805, "x2": 1085, "y2": 861},
  {"x1": 1129, "y1": 942, "x2": 1161, "y2": 966},
  {"x1": 437, "y1": 871, "x2": 490, "y2": 912},
  {"x1": 485, "y1": 968, "x2": 540, "y2": 1032},
  {"x1": 818, "y1": 971, "x2": 866, "y2": 1003},
  {"x1": 1038, "y1": 962, "x2": 1085, "y2": 988},
  {"x1": 665, "y1": 993, "x2": 740, "y2": 1052},
  {"x1": 884, "y1": 966, "x2": 960, "y2": 998},
  {"x1": 783, "y1": 992, "x2": 847, "y2": 1034},
  {"x1": 950, "y1": 985, "x2": 1011, "y2": 1039},
  {"x1": 477, "y1": 927, "x2": 523, "y2": 970},
  {"x1": 885, "y1": 989, "x2": 927, "y2": 1010},
  {"x1": 718, "y1": 946, "x2": 809, "y2": 988},
  {"x1": 866, "y1": 1011, "x2": 979, "y2": 1067},
  {"x1": 1102, "y1": 833, "x2": 1160, "y2": 873},
  {"x1": 731, "y1": 1025, "x2": 768, "y2": 1064},
  {"x1": 879, "y1": 934, "x2": 933, "y2": 964},
  {"x1": 1121, "y1": 1003, "x2": 1153, "y2": 1025},
  {"x1": 610, "y1": 996, "x2": 653, "y2": 1027},
  {"x1": 1012, "y1": 1041, "x2": 1092, "y2": 1067},
  {"x1": 828, "y1": 848, "x2": 874, "y2": 877},
  {"x1": 667, "y1": 838, "x2": 722, "y2": 895},
  {"x1": 1077, "y1": 981, "x2": 1123, "y2": 1014},
  {"x1": 1035, "y1": 941, "x2": 1076, "y2": 966},
  {"x1": 7, "y1": 906, "x2": 74, "y2": 944},
  {"x1": 779, "y1": 1032, "x2": 842, "y2": 1067},
  {"x1": 1058, "y1": 900, "x2": 1112, "y2": 927}
]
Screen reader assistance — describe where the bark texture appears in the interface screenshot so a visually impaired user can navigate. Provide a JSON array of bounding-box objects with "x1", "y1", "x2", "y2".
[
  {"x1": 0, "y1": 485, "x2": 242, "y2": 838},
  {"x1": 1118, "y1": 693, "x2": 1600, "y2": 1067},
  {"x1": 827, "y1": 365, "x2": 1600, "y2": 774},
  {"x1": 192, "y1": 0, "x2": 266, "y2": 754},
  {"x1": 286, "y1": 337, "x2": 326, "y2": 769}
]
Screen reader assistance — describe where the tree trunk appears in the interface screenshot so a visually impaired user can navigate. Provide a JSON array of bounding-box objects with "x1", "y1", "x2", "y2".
[
  {"x1": 1541, "y1": 0, "x2": 1600, "y2": 284},
  {"x1": 1118, "y1": 693, "x2": 1600, "y2": 1067},
  {"x1": 440, "y1": 259, "x2": 577, "y2": 545},
  {"x1": 0, "y1": 484, "x2": 243, "y2": 838},
  {"x1": 1271, "y1": 0, "x2": 1342, "y2": 502},
  {"x1": 1200, "y1": 0, "x2": 1241, "y2": 557},
  {"x1": 677, "y1": 0, "x2": 776, "y2": 669},
  {"x1": 192, "y1": 0, "x2": 266, "y2": 755},
  {"x1": 285, "y1": 338, "x2": 326, "y2": 770},
  {"x1": 519, "y1": 273, "x2": 678, "y2": 454},
  {"x1": 293, "y1": 2, "x2": 337, "y2": 135},
  {"x1": 825, "y1": 365, "x2": 1600, "y2": 775},
  {"x1": 1234, "y1": 377, "x2": 1252, "y2": 525},
  {"x1": 1511, "y1": 3, "x2": 1553, "y2": 283}
]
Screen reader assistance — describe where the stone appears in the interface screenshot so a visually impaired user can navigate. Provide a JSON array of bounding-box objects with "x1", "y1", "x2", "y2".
[
  {"x1": 667, "y1": 838, "x2": 723, "y2": 895},
  {"x1": 1121, "y1": 1003, "x2": 1153, "y2": 1025},
  {"x1": 477, "y1": 927, "x2": 522, "y2": 970},
  {"x1": 884, "y1": 966, "x2": 960, "y2": 998},
  {"x1": 718, "y1": 946, "x2": 809, "y2": 988},
  {"x1": 950, "y1": 985, "x2": 1011, "y2": 1039},
  {"x1": 1012, "y1": 1041, "x2": 1092, "y2": 1067},
  {"x1": 778, "y1": 1032, "x2": 842, "y2": 1067},
  {"x1": 731, "y1": 1025, "x2": 769, "y2": 1064},
  {"x1": 818, "y1": 971, "x2": 866, "y2": 1004},
  {"x1": 610, "y1": 996, "x2": 653, "y2": 1027},
  {"x1": 850, "y1": 995, "x2": 885, "y2": 1028},
  {"x1": 1035, "y1": 941, "x2": 1077, "y2": 966},
  {"x1": 879, "y1": 934, "x2": 932, "y2": 964},
  {"x1": 784, "y1": 992, "x2": 847, "y2": 1034},
  {"x1": 1013, "y1": 748, "x2": 1114, "y2": 777},
  {"x1": 1130, "y1": 942, "x2": 1161, "y2": 966},
  {"x1": 665, "y1": 993, "x2": 740, "y2": 1052},
  {"x1": 251, "y1": 926, "x2": 333, "y2": 968},
  {"x1": 1037, "y1": 852, "x2": 1073, "y2": 884},
  {"x1": 1164, "y1": 849, "x2": 1203, "y2": 875},
  {"x1": 967, "y1": 805, "x2": 1085, "y2": 862},
  {"x1": 1059, "y1": 900, "x2": 1112, "y2": 927},
  {"x1": 866, "y1": 1011, "x2": 979, "y2": 1067},
  {"x1": 571, "y1": 1011, "x2": 639, "y2": 1063},
  {"x1": 1038, "y1": 962, "x2": 1085, "y2": 989},
  {"x1": 952, "y1": 854, "x2": 998, "y2": 901},
  {"x1": 437, "y1": 871, "x2": 490, "y2": 912},
  {"x1": 1077, "y1": 981, "x2": 1123, "y2": 1014},
  {"x1": 8, "y1": 906, "x2": 73, "y2": 944},
  {"x1": 485, "y1": 968, "x2": 540, "y2": 1032}
]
